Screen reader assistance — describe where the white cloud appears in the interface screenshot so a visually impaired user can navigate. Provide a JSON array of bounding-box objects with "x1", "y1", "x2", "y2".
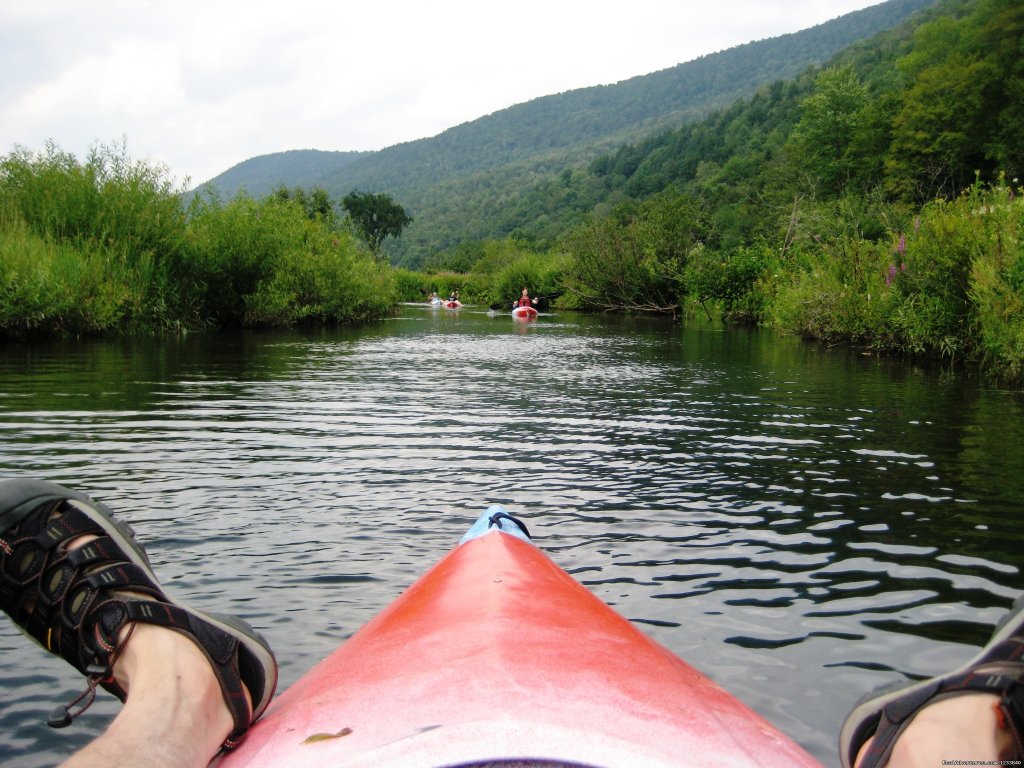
[{"x1": 0, "y1": 0, "x2": 886, "y2": 185}]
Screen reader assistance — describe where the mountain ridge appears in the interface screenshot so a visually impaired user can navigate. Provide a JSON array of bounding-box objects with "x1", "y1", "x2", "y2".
[{"x1": 197, "y1": 0, "x2": 938, "y2": 264}]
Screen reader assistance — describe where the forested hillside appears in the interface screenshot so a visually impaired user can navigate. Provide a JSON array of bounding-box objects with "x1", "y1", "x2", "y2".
[
  {"x1": 508, "y1": 0, "x2": 1020, "y2": 380},
  {"x1": 198, "y1": 0, "x2": 936, "y2": 267},
  {"x1": 498, "y1": 0, "x2": 1022, "y2": 250},
  {"x1": 198, "y1": 149, "x2": 369, "y2": 199}
]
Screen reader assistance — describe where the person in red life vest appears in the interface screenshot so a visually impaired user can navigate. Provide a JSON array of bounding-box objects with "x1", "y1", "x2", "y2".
[{"x1": 516, "y1": 288, "x2": 537, "y2": 309}]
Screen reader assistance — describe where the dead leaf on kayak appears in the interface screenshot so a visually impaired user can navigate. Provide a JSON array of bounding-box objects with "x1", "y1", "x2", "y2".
[{"x1": 302, "y1": 727, "x2": 353, "y2": 743}]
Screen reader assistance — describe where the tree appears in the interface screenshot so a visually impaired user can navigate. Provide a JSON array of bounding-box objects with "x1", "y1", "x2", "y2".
[
  {"x1": 272, "y1": 185, "x2": 336, "y2": 227},
  {"x1": 787, "y1": 65, "x2": 870, "y2": 197},
  {"x1": 340, "y1": 190, "x2": 413, "y2": 255}
]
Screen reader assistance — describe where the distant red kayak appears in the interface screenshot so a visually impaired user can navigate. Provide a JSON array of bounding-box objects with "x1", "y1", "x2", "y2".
[
  {"x1": 512, "y1": 305, "x2": 538, "y2": 319},
  {"x1": 218, "y1": 509, "x2": 822, "y2": 767},
  {"x1": 443, "y1": 300, "x2": 462, "y2": 309}
]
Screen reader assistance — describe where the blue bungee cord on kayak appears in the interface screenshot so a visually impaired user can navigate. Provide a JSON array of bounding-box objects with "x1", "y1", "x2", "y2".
[{"x1": 459, "y1": 505, "x2": 531, "y2": 544}]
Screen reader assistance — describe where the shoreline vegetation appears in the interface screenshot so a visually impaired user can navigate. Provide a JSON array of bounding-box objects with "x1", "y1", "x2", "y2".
[
  {"x1": 3, "y1": 143, "x2": 1021, "y2": 385},
  {"x1": 2, "y1": 0, "x2": 1022, "y2": 385},
  {"x1": 0, "y1": 143, "x2": 397, "y2": 335}
]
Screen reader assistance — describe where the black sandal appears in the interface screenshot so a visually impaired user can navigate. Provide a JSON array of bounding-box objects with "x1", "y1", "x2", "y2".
[
  {"x1": 0, "y1": 478, "x2": 278, "y2": 749},
  {"x1": 839, "y1": 594, "x2": 1024, "y2": 767}
]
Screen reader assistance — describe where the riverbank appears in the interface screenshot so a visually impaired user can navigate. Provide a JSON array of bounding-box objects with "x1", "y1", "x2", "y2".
[
  {"x1": 399, "y1": 181, "x2": 1024, "y2": 386},
  {"x1": 0, "y1": 144, "x2": 397, "y2": 336},
  {"x1": 767, "y1": 180, "x2": 1024, "y2": 384},
  {"x1": 3, "y1": 145, "x2": 1021, "y2": 387}
]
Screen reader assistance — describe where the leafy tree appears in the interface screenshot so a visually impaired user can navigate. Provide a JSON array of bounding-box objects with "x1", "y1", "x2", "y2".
[
  {"x1": 340, "y1": 190, "x2": 413, "y2": 255},
  {"x1": 272, "y1": 185, "x2": 336, "y2": 226},
  {"x1": 885, "y1": 53, "x2": 995, "y2": 200},
  {"x1": 787, "y1": 65, "x2": 870, "y2": 196},
  {"x1": 562, "y1": 190, "x2": 709, "y2": 313}
]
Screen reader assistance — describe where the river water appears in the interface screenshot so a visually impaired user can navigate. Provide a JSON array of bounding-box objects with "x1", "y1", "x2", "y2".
[{"x1": 2, "y1": 304, "x2": 1023, "y2": 767}]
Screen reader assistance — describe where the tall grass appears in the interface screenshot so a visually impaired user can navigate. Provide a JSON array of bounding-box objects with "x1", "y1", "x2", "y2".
[
  {"x1": 768, "y1": 180, "x2": 1024, "y2": 381},
  {"x1": 0, "y1": 143, "x2": 398, "y2": 335}
]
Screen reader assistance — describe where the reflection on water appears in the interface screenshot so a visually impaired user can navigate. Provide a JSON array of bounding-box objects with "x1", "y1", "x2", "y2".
[{"x1": 2, "y1": 306, "x2": 1023, "y2": 766}]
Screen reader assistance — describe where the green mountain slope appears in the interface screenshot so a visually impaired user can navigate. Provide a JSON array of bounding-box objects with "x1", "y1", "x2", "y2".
[
  {"x1": 197, "y1": 148, "x2": 370, "y2": 200},
  {"x1": 199, "y1": 0, "x2": 937, "y2": 266},
  {"x1": 500, "y1": 0, "x2": 1021, "y2": 257}
]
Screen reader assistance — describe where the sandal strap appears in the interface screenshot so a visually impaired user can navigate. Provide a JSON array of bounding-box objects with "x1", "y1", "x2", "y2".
[
  {"x1": 1, "y1": 480, "x2": 276, "y2": 750},
  {"x1": 19, "y1": 559, "x2": 165, "y2": 673},
  {"x1": 1, "y1": 493, "x2": 167, "y2": 675},
  {"x1": 87, "y1": 597, "x2": 255, "y2": 745},
  {"x1": 857, "y1": 656, "x2": 1024, "y2": 768}
]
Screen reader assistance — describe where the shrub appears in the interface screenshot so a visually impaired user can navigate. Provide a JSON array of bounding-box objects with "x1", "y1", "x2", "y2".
[
  {"x1": 0, "y1": 143, "x2": 399, "y2": 334},
  {"x1": 490, "y1": 251, "x2": 566, "y2": 308},
  {"x1": 0, "y1": 207, "x2": 151, "y2": 334},
  {"x1": 968, "y1": 180, "x2": 1024, "y2": 380},
  {"x1": 685, "y1": 243, "x2": 777, "y2": 321}
]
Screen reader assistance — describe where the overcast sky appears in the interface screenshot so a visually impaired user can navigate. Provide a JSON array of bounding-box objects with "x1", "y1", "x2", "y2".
[{"x1": 2, "y1": 1, "x2": 884, "y2": 186}]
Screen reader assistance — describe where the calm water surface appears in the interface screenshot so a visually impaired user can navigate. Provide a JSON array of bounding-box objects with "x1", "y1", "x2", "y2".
[{"x1": 2, "y1": 305, "x2": 1024, "y2": 767}]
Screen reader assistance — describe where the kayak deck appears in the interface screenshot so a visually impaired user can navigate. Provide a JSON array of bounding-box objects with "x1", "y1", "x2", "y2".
[{"x1": 218, "y1": 509, "x2": 820, "y2": 767}]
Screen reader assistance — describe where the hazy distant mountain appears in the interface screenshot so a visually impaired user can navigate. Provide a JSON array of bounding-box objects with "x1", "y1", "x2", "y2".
[
  {"x1": 197, "y1": 149, "x2": 370, "y2": 199},
  {"x1": 196, "y1": 0, "x2": 937, "y2": 264}
]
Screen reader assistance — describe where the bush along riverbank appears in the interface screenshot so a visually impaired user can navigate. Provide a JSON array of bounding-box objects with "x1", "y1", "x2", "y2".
[
  {"x1": 0, "y1": 143, "x2": 397, "y2": 336},
  {"x1": 766, "y1": 179, "x2": 1024, "y2": 382}
]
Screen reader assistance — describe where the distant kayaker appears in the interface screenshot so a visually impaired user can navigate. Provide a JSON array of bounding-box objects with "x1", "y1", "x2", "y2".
[{"x1": 516, "y1": 288, "x2": 537, "y2": 309}]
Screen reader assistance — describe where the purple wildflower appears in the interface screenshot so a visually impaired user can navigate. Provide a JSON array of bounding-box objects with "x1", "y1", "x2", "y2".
[
  {"x1": 885, "y1": 264, "x2": 898, "y2": 286},
  {"x1": 896, "y1": 234, "x2": 906, "y2": 256}
]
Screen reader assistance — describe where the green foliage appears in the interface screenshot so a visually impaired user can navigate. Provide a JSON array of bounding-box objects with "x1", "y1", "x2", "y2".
[
  {"x1": 0, "y1": 144, "x2": 398, "y2": 335},
  {"x1": 1, "y1": 140, "x2": 187, "y2": 266},
  {"x1": 341, "y1": 190, "x2": 413, "y2": 254},
  {"x1": 969, "y1": 180, "x2": 1024, "y2": 379},
  {"x1": 769, "y1": 240, "x2": 904, "y2": 347},
  {"x1": 685, "y1": 243, "x2": 777, "y2": 320},
  {"x1": 271, "y1": 185, "x2": 337, "y2": 227},
  {"x1": 0, "y1": 205, "x2": 163, "y2": 334},
  {"x1": 391, "y1": 268, "x2": 437, "y2": 302},
  {"x1": 186, "y1": 191, "x2": 397, "y2": 326},
  {"x1": 490, "y1": 251, "x2": 566, "y2": 309},
  {"x1": 562, "y1": 191, "x2": 709, "y2": 313},
  {"x1": 767, "y1": 181, "x2": 1024, "y2": 378},
  {"x1": 883, "y1": 0, "x2": 1022, "y2": 199},
  {"x1": 786, "y1": 65, "x2": 871, "y2": 196},
  {"x1": 416, "y1": 271, "x2": 490, "y2": 304},
  {"x1": 194, "y1": 149, "x2": 369, "y2": 198},
  {"x1": 888, "y1": 196, "x2": 976, "y2": 356},
  {"x1": 423, "y1": 241, "x2": 487, "y2": 273}
]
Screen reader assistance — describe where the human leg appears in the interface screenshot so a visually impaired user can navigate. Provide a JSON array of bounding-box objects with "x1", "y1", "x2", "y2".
[
  {"x1": 840, "y1": 595, "x2": 1024, "y2": 767},
  {"x1": 0, "y1": 479, "x2": 277, "y2": 767},
  {"x1": 62, "y1": 623, "x2": 236, "y2": 768}
]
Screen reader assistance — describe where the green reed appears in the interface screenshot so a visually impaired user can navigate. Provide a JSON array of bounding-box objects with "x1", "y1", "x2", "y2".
[{"x1": 0, "y1": 143, "x2": 397, "y2": 336}]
